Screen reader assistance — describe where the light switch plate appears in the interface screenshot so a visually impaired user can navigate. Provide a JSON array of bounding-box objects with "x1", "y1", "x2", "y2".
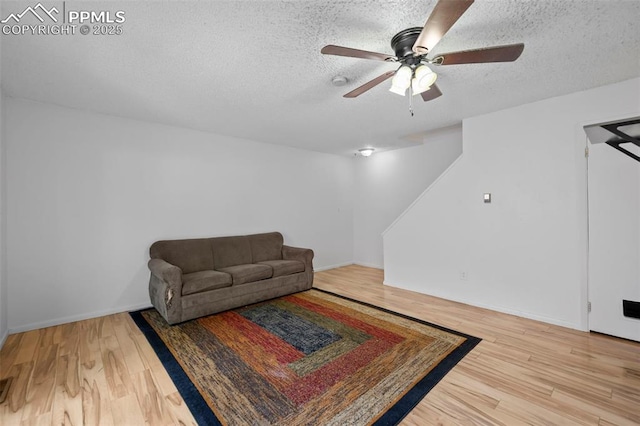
[{"x1": 483, "y1": 193, "x2": 491, "y2": 203}]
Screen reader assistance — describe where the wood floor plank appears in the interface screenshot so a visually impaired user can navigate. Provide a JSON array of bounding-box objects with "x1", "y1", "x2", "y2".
[
  {"x1": 13, "y1": 331, "x2": 39, "y2": 365},
  {"x1": 0, "y1": 334, "x2": 23, "y2": 378},
  {"x1": 22, "y1": 411, "x2": 52, "y2": 426},
  {"x1": 19, "y1": 342, "x2": 57, "y2": 421},
  {"x1": 1, "y1": 264, "x2": 638, "y2": 425},
  {"x1": 113, "y1": 316, "x2": 146, "y2": 376},
  {"x1": 80, "y1": 346, "x2": 115, "y2": 426},
  {"x1": 164, "y1": 392, "x2": 197, "y2": 426},
  {"x1": 50, "y1": 371, "x2": 83, "y2": 426},
  {"x1": 494, "y1": 393, "x2": 596, "y2": 425},
  {"x1": 80, "y1": 377, "x2": 113, "y2": 426},
  {"x1": 99, "y1": 335, "x2": 133, "y2": 401},
  {"x1": 57, "y1": 323, "x2": 81, "y2": 358},
  {"x1": 77, "y1": 319, "x2": 100, "y2": 372},
  {"x1": 130, "y1": 369, "x2": 168, "y2": 425},
  {"x1": 110, "y1": 394, "x2": 145, "y2": 426},
  {"x1": 551, "y1": 388, "x2": 639, "y2": 426}
]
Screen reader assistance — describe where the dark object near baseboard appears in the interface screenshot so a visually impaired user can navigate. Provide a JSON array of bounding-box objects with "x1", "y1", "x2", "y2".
[
  {"x1": 623, "y1": 300, "x2": 640, "y2": 320},
  {"x1": 0, "y1": 377, "x2": 12, "y2": 404}
]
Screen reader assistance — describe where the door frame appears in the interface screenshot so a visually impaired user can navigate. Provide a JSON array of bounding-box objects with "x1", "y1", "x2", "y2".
[{"x1": 582, "y1": 113, "x2": 640, "y2": 335}]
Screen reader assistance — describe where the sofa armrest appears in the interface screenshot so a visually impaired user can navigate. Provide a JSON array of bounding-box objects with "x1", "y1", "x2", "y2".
[
  {"x1": 148, "y1": 258, "x2": 182, "y2": 285},
  {"x1": 283, "y1": 245, "x2": 314, "y2": 269},
  {"x1": 283, "y1": 245, "x2": 314, "y2": 288},
  {"x1": 148, "y1": 259, "x2": 183, "y2": 324}
]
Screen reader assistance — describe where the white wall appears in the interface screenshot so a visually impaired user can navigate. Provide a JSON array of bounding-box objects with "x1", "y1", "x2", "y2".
[
  {"x1": 353, "y1": 127, "x2": 462, "y2": 268},
  {"x1": 384, "y1": 78, "x2": 640, "y2": 331},
  {"x1": 0, "y1": 91, "x2": 7, "y2": 347},
  {"x1": 5, "y1": 98, "x2": 354, "y2": 332},
  {"x1": 0, "y1": 32, "x2": 7, "y2": 346}
]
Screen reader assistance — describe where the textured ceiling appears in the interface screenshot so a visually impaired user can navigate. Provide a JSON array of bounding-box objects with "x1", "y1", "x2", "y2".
[{"x1": 2, "y1": 0, "x2": 640, "y2": 156}]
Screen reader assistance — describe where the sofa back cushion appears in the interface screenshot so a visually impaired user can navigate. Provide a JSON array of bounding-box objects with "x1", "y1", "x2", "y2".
[
  {"x1": 150, "y1": 238, "x2": 214, "y2": 274},
  {"x1": 211, "y1": 236, "x2": 252, "y2": 269},
  {"x1": 248, "y1": 232, "x2": 283, "y2": 262}
]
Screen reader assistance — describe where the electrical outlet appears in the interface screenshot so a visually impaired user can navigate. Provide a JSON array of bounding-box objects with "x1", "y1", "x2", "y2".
[{"x1": 460, "y1": 271, "x2": 468, "y2": 281}]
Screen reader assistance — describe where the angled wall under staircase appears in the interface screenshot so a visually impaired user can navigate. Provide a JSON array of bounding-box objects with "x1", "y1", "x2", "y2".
[
  {"x1": 382, "y1": 77, "x2": 640, "y2": 331},
  {"x1": 352, "y1": 126, "x2": 462, "y2": 269}
]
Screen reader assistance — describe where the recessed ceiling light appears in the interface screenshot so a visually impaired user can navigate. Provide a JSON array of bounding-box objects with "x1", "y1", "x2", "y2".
[{"x1": 359, "y1": 148, "x2": 375, "y2": 157}]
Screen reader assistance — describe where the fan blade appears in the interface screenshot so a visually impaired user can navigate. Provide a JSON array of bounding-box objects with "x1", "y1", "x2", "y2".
[
  {"x1": 420, "y1": 84, "x2": 442, "y2": 102},
  {"x1": 344, "y1": 71, "x2": 396, "y2": 98},
  {"x1": 436, "y1": 43, "x2": 524, "y2": 65},
  {"x1": 321, "y1": 45, "x2": 394, "y2": 62},
  {"x1": 413, "y1": 0, "x2": 474, "y2": 54}
]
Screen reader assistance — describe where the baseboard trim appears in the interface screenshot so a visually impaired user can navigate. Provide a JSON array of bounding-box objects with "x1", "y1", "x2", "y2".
[
  {"x1": 314, "y1": 262, "x2": 355, "y2": 272},
  {"x1": 352, "y1": 261, "x2": 383, "y2": 270},
  {"x1": 383, "y1": 280, "x2": 583, "y2": 331},
  {"x1": 8, "y1": 302, "x2": 154, "y2": 334},
  {"x1": 316, "y1": 262, "x2": 384, "y2": 272}
]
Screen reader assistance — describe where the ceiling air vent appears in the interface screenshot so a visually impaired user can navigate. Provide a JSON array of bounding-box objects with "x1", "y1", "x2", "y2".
[{"x1": 584, "y1": 117, "x2": 640, "y2": 163}]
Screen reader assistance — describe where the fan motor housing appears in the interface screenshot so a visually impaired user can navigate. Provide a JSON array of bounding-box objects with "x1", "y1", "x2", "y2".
[{"x1": 391, "y1": 27, "x2": 424, "y2": 64}]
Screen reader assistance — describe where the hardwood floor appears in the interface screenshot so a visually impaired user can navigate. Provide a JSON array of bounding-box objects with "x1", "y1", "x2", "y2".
[{"x1": 1, "y1": 264, "x2": 639, "y2": 425}]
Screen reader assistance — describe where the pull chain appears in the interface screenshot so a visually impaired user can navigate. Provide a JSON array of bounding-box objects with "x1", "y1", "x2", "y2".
[{"x1": 408, "y1": 85, "x2": 414, "y2": 117}]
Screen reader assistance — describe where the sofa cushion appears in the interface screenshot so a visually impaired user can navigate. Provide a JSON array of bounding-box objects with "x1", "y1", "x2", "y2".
[
  {"x1": 211, "y1": 236, "x2": 252, "y2": 268},
  {"x1": 182, "y1": 270, "x2": 232, "y2": 296},
  {"x1": 217, "y1": 264, "x2": 273, "y2": 285},
  {"x1": 150, "y1": 238, "x2": 214, "y2": 274},
  {"x1": 257, "y1": 260, "x2": 305, "y2": 277},
  {"x1": 249, "y1": 232, "x2": 283, "y2": 262}
]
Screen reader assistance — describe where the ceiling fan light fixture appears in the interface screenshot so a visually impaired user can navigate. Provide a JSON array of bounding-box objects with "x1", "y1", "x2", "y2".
[
  {"x1": 389, "y1": 65, "x2": 412, "y2": 96},
  {"x1": 321, "y1": 0, "x2": 524, "y2": 107},
  {"x1": 414, "y1": 64, "x2": 437, "y2": 89},
  {"x1": 389, "y1": 84, "x2": 407, "y2": 96},
  {"x1": 411, "y1": 78, "x2": 431, "y2": 95}
]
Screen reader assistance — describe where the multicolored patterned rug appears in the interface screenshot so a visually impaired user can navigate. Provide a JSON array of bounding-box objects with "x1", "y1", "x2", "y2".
[{"x1": 131, "y1": 289, "x2": 480, "y2": 425}]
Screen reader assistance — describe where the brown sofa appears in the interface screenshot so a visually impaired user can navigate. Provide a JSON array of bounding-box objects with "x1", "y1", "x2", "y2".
[{"x1": 147, "y1": 232, "x2": 314, "y2": 324}]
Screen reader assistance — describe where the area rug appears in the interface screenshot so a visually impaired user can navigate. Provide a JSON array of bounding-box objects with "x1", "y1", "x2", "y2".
[{"x1": 130, "y1": 289, "x2": 480, "y2": 425}]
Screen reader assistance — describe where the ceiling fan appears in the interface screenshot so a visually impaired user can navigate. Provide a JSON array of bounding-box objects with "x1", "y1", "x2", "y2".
[{"x1": 321, "y1": 0, "x2": 524, "y2": 104}]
